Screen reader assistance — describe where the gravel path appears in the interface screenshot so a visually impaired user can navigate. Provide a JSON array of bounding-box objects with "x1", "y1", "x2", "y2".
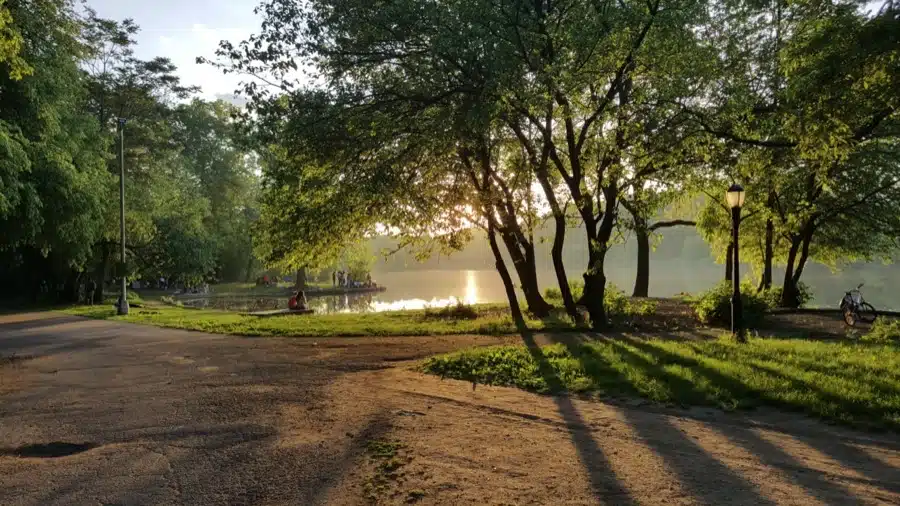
[{"x1": 1, "y1": 312, "x2": 898, "y2": 505}]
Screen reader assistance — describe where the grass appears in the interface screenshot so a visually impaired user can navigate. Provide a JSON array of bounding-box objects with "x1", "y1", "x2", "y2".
[
  {"x1": 62, "y1": 302, "x2": 578, "y2": 338},
  {"x1": 421, "y1": 337, "x2": 900, "y2": 430},
  {"x1": 364, "y1": 440, "x2": 412, "y2": 504}
]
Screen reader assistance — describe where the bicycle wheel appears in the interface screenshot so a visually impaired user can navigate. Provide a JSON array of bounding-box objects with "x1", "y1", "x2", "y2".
[
  {"x1": 843, "y1": 306, "x2": 858, "y2": 326},
  {"x1": 859, "y1": 302, "x2": 878, "y2": 324}
]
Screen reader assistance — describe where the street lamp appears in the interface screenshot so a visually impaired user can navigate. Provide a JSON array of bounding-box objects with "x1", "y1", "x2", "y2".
[
  {"x1": 117, "y1": 118, "x2": 129, "y2": 316},
  {"x1": 726, "y1": 183, "x2": 745, "y2": 342}
]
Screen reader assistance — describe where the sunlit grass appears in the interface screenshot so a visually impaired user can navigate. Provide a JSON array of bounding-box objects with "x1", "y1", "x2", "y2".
[
  {"x1": 421, "y1": 337, "x2": 900, "y2": 430},
  {"x1": 62, "y1": 302, "x2": 577, "y2": 338}
]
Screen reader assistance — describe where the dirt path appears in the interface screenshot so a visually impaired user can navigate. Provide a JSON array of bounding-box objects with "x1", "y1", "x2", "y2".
[{"x1": 1, "y1": 313, "x2": 898, "y2": 505}]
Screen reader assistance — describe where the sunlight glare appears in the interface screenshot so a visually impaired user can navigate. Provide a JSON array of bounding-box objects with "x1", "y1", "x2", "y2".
[{"x1": 464, "y1": 270, "x2": 478, "y2": 305}]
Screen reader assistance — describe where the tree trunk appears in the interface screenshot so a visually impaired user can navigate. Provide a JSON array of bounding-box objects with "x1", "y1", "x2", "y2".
[
  {"x1": 780, "y1": 237, "x2": 802, "y2": 307},
  {"x1": 488, "y1": 223, "x2": 526, "y2": 332},
  {"x1": 534, "y1": 167, "x2": 577, "y2": 319},
  {"x1": 244, "y1": 247, "x2": 254, "y2": 283},
  {"x1": 759, "y1": 192, "x2": 776, "y2": 291},
  {"x1": 94, "y1": 242, "x2": 110, "y2": 304},
  {"x1": 725, "y1": 242, "x2": 734, "y2": 282},
  {"x1": 550, "y1": 214, "x2": 576, "y2": 318},
  {"x1": 633, "y1": 225, "x2": 650, "y2": 297},
  {"x1": 582, "y1": 245, "x2": 609, "y2": 330},
  {"x1": 64, "y1": 269, "x2": 82, "y2": 304},
  {"x1": 498, "y1": 229, "x2": 551, "y2": 317},
  {"x1": 295, "y1": 267, "x2": 306, "y2": 291}
]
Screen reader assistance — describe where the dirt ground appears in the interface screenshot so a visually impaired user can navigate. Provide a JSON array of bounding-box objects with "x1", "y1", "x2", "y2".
[{"x1": 1, "y1": 312, "x2": 899, "y2": 505}]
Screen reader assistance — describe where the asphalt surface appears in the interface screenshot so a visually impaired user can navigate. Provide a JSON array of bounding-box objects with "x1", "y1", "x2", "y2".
[{"x1": 0, "y1": 312, "x2": 485, "y2": 506}]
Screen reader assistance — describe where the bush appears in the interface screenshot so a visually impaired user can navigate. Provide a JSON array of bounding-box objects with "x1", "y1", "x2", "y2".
[
  {"x1": 760, "y1": 282, "x2": 812, "y2": 308},
  {"x1": 862, "y1": 318, "x2": 900, "y2": 343},
  {"x1": 691, "y1": 281, "x2": 769, "y2": 326},
  {"x1": 102, "y1": 290, "x2": 143, "y2": 305},
  {"x1": 544, "y1": 281, "x2": 657, "y2": 320},
  {"x1": 544, "y1": 281, "x2": 584, "y2": 303},
  {"x1": 423, "y1": 301, "x2": 479, "y2": 320}
]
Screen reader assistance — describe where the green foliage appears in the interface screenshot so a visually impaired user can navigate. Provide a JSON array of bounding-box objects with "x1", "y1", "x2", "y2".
[
  {"x1": 862, "y1": 319, "x2": 900, "y2": 344},
  {"x1": 421, "y1": 338, "x2": 900, "y2": 429},
  {"x1": 423, "y1": 302, "x2": 479, "y2": 321},
  {"x1": 545, "y1": 281, "x2": 657, "y2": 319},
  {"x1": 0, "y1": 0, "x2": 31, "y2": 80},
  {"x1": 690, "y1": 281, "x2": 770, "y2": 326},
  {"x1": 761, "y1": 282, "x2": 812, "y2": 309}
]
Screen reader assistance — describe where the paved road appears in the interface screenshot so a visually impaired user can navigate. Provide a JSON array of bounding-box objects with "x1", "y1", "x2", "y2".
[
  {"x1": 0, "y1": 312, "x2": 492, "y2": 506},
  {"x1": 3, "y1": 313, "x2": 900, "y2": 506}
]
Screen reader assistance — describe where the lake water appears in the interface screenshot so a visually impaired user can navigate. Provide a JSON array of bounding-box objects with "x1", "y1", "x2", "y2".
[{"x1": 180, "y1": 264, "x2": 898, "y2": 314}]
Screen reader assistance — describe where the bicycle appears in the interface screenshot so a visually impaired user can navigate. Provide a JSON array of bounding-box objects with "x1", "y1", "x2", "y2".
[{"x1": 839, "y1": 283, "x2": 878, "y2": 326}]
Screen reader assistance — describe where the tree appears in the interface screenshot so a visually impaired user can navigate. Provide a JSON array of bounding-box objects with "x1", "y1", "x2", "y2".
[
  {"x1": 207, "y1": 0, "x2": 559, "y2": 318},
  {"x1": 689, "y1": 1, "x2": 900, "y2": 306},
  {"x1": 0, "y1": 0, "x2": 110, "y2": 302},
  {"x1": 486, "y1": 0, "x2": 708, "y2": 327},
  {"x1": 172, "y1": 99, "x2": 259, "y2": 282}
]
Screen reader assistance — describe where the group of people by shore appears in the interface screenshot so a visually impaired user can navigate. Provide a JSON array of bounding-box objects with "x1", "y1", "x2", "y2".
[{"x1": 332, "y1": 271, "x2": 375, "y2": 288}]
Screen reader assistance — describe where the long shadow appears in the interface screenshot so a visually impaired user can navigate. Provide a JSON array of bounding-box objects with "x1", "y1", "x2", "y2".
[
  {"x1": 519, "y1": 329, "x2": 635, "y2": 504},
  {"x1": 738, "y1": 362, "x2": 900, "y2": 488},
  {"x1": 715, "y1": 423, "x2": 868, "y2": 504},
  {"x1": 630, "y1": 341, "x2": 900, "y2": 498},
  {"x1": 586, "y1": 339, "x2": 777, "y2": 506},
  {"x1": 0, "y1": 314, "x2": 87, "y2": 335},
  {"x1": 743, "y1": 359, "x2": 899, "y2": 428}
]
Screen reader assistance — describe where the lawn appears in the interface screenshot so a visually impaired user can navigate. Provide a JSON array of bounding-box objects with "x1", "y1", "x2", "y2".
[
  {"x1": 421, "y1": 337, "x2": 900, "y2": 430},
  {"x1": 62, "y1": 302, "x2": 578, "y2": 338}
]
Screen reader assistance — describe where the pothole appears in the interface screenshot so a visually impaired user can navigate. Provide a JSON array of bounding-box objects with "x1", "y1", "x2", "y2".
[{"x1": 2, "y1": 441, "x2": 98, "y2": 458}]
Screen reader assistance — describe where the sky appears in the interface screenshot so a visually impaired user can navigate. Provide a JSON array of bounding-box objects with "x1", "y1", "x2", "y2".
[{"x1": 86, "y1": 0, "x2": 262, "y2": 101}]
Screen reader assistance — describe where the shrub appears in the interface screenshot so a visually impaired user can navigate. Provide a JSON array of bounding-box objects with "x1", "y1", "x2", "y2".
[
  {"x1": 604, "y1": 283, "x2": 628, "y2": 317},
  {"x1": 544, "y1": 281, "x2": 584, "y2": 303},
  {"x1": 423, "y1": 301, "x2": 479, "y2": 320},
  {"x1": 691, "y1": 281, "x2": 769, "y2": 326},
  {"x1": 862, "y1": 318, "x2": 900, "y2": 343},
  {"x1": 160, "y1": 295, "x2": 183, "y2": 307},
  {"x1": 760, "y1": 282, "x2": 812, "y2": 308},
  {"x1": 102, "y1": 290, "x2": 143, "y2": 305},
  {"x1": 544, "y1": 281, "x2": 657, "y2": 320}
]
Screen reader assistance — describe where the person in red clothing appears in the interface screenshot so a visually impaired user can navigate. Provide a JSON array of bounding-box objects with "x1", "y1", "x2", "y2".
[{"x1": 288, "y1": 290, "x2": 308, "y2": 311}]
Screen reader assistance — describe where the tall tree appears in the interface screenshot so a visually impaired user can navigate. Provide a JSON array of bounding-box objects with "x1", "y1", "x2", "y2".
[{"x1": 0, "y1": 0, "x2": 110, "y2": 302}]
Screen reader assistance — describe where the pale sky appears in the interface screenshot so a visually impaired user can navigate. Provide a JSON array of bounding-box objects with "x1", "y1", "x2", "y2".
[{"x1": 86, "y1": 0, "x2": 262, "y2": 100}]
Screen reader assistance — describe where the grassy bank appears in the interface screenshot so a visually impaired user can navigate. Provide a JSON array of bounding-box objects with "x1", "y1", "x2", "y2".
[
  {"x1": 421, "y1": 337, "x2": 900, "y2": 429},
  {"x1": 62, "y1": 303, "x2": 578, "y2": 338}
]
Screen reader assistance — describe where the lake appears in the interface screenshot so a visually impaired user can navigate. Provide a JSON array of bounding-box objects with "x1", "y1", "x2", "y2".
[{"x1": 182, "y1": 264, "x2": 896, "y2": 313}]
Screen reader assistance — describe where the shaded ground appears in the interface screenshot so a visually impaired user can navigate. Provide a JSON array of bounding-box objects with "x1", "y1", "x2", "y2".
[{"x1": 1, "y1": 312, "x2": 898, "y2": 505}]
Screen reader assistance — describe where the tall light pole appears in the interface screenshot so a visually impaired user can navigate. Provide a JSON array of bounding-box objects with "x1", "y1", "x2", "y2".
[
  {"x1": 117, "y1": 118, "x2": 129, "y2": 315},
  {"x1": 726, "y1": 184, "x2": 746, "y2": 342}
]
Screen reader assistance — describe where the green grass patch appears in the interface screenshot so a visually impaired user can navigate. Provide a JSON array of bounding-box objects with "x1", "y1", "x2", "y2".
[
  {"x1": 421, "y1": 337, "x2": 900, "y2": 430},
  {"x1": 61, "y1": 302, "x2": 577, "y2": 338}
]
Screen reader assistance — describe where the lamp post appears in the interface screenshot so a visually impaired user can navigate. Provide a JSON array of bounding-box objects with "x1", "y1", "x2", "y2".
[
  {"x1": 726, "y1": 183, "x2": 746, "y2": 342},
  {"x1": 117, "y1": 118, "x2": 129, "y2": 316}
]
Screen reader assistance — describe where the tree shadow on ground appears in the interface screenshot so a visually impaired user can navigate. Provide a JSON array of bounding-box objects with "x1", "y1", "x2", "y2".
[
  {"x1": 0, "y1": 314, "x2": 87, "y2": 334},
  {"x1": 539, "y1": 333, "x2": 899, "y2": 505},
  {"x1": 0, "y1": 441, "x2": 97, "y2": 458},
  {"x1": 518, "y1": 329, "x2": 635, "y2": 504},
  {"x1": 613, "y1": 340, "x2": 900, "y2": 504},
  {"x1": 598, "y1": 339, "x2": 778, "y2": 506}
]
